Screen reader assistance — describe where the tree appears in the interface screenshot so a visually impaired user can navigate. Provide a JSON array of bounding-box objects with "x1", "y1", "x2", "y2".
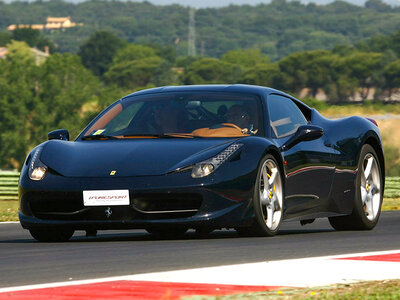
[
  {"x1": 221, "y1": 49, "x2": 269, "y2": 68},
  {"x1": 1, "y1": 0, "x2": 400, "y2": 58},
  {"x1": 279, "y1": 53, "x2": 308, "y2": 94},
  {"x1": 104, "y1": 44, "x2": 164, "y2": 89},
  {"x1": 32, "y1": 53, "x2": 103, "y2": 141},
  {"x1": 11, "y1": 28, "x2": 56, "y2": 53},
  {"x1": 150, "y1": 61, "x2": 179, "y2": 86},
  {"x1": 12, "y1": 28, "x2": 40, "y2": 48},
  {"x1": 239, "y1": 63, "x2": 282, "y2": 89},
  {"x1": 345, "y1": 52, "x2": 382, "y2": 101},
  {"x1": 383, "y1": 59, "x2": 400, "y2": 99},
  {"x1": 0, "y1": 44, "x2": 122, "y2": 168},
  {"x1": 78, "y1": 31, "x2": 125, "y2": 77},
  {"x1": 181, "y1": 58, "x2": 242, "y2": 85},
  {"x1": 0, "y1": 31, "x2": 11, "y2": 46},
  {"x1": 303, "y1": 51, "x2": 333, "y2": 98},
  {"x1": 278, "y1": 50, "x2": 332, "y2": 96},
  {"x1": 145, "y1": 43, "x2": 176, "y2": 63},
  {"x1": 365, "y1": 0, "x2": 391, "y2": 12},
  {"x1": 0, "y1": 41, "x2": 37, "y2": 168},
  {"x1": 328, "y1": 55, "x2": 358, "y2": 103},
  {"x1": 105, "y1": 56, "x2": 163, "y2": 88},
  {"x1": 112, "y1": 44, "x2": 158, "y2": 63}
]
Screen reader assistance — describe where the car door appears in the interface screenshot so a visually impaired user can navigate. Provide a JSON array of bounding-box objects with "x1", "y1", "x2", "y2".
[{"x1": 266, "y1": 94, "x2": 336, "y2": 218}]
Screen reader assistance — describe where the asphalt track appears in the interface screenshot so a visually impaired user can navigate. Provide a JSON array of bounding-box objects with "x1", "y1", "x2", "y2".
[{"x1": 1, "y1": 211, "x2": 399, "y2": 289}]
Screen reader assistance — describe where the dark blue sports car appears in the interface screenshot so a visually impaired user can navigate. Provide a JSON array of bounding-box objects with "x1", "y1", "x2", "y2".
[{"x1": 19, "y1": 85, "x2": 385, "y2": 241}]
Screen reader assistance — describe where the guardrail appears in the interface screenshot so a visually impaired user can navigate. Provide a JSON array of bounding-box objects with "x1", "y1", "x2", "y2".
[
  {"x1": 0, "y1": 171, "x2": 19, "y2": 201},
  {"x1": 0, "y1": 172, "x2": 399, "y2": 201}
]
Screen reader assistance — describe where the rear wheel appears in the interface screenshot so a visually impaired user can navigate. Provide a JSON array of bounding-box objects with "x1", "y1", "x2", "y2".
[
  {"x1": 329, "y1": 144, "x2": 383, "y2": 230},
  {"x1": 29, "y1": 228, "x2": 74, "y2": 242},
  {"x1": 236, "y1": 155, "x2": 284, "y2": 237}
]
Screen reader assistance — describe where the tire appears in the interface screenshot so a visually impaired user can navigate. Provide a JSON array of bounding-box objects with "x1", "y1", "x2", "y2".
[
  {"x1": 29, "y1": 228, "x2": 74, "y2": 242},
  {"x1": 146, "y1": 226, "x2": 188, "y2": 237},
  {"x1": 329, "y1": 144, "x2": 383, "y2": 230},
  {"x1": 236, "y1": 154, "x2": 284, "y2": 237}
]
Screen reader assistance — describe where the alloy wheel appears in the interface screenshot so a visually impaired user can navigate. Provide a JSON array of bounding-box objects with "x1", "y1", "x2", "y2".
[
  {"x1": 259, "y1": 159, "x2": 283, "y2": 230},
  {"x1": 360, "y1": 153, "x2": 381, "y2": 221}
]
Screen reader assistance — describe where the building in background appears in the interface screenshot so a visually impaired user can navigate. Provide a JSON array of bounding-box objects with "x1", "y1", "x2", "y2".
[{"x1": 7, "y1": 17, "x2": 82, "y2": 31}]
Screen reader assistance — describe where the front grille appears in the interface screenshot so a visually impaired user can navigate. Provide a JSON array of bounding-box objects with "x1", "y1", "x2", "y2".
[
  {"x1": 132, "y1": 193, "x2": 202, "y2": 213},
  {"x1": 28, "y1": 192, "x2": 84, "y2": 214},
  {"x1": 22, "y1": 191, "x2": 202, "y2": 221}
]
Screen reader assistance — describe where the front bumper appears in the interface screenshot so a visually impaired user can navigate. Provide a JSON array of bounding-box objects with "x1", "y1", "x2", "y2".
[{"x1": 19, "y1": 169, "x2": 256, "y2": 230}]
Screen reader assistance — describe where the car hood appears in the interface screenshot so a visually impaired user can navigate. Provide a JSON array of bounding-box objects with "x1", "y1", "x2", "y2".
[{"x1": 40, "y1": 138, "x2": 238, "y2": 177}]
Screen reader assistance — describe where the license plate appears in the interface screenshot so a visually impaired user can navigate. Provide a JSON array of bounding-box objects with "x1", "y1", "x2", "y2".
[{"x1": 83, "y1": 190, "x2": 130, "y2": 206}]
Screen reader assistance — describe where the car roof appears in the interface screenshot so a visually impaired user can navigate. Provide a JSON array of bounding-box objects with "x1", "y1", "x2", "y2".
[{"x1": 122, "y1": 84, "x2": 287, "y2": 100}]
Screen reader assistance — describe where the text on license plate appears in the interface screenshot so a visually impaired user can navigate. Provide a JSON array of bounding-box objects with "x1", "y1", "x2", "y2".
[{"x1": 83, "y1": 190, "x2": 130, "y2": 206}]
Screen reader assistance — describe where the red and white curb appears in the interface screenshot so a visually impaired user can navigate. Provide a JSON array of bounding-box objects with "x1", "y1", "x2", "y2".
[{"x1": 1, "y1": 249, "x2": 400, "y2": 299}]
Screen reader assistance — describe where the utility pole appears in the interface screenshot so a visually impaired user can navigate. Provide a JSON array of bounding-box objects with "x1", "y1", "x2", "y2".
[{"x1": 188, "y1": 7, "x2": 196, "y2": 57}]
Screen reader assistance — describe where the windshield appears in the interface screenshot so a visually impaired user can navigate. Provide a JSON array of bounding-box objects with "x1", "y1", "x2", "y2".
[{"x1": 82, "y1": 92, "x2": 264, "y2": 139}]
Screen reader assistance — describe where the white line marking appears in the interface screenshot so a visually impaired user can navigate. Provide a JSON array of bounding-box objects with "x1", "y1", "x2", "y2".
[
  {"x1": 0, "y1": 275, "x2": 139, "y2": 293},
  {"x1": 0, "y1": 249, "x2": 399, "y2": 293},
  {"x1": 0, "y1": 221, "x2": 19, "y2": 224}
]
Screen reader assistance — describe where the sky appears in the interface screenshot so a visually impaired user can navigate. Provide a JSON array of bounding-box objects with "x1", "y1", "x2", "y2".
[
  {"x1": 133, "y1": 0, "x2": 399, "y2": 7},
  {"x1": 3, "y1": 0, "x2": 400, "y2": 7}
]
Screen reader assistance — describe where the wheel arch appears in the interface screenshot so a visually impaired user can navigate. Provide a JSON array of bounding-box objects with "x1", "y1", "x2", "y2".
[
  {"x1": 262, "y1": 146, "x2": 286, "y2": 189},
  {"x1": 364, "y1": 134, "x2": 385, "y2": 189}
]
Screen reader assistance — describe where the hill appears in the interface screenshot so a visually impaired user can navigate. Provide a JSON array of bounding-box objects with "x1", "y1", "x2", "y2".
[{"x1": 1, "y1": 0, "x2": 400, "y2": 59}]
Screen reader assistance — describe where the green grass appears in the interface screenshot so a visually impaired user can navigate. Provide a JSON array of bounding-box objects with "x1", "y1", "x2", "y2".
[
  {"x1": 0, "y1": 200, "x2": 19, "y2": 222},
  {"x1": 184, "y1": 280, "x2": 400, "y2": 299}
]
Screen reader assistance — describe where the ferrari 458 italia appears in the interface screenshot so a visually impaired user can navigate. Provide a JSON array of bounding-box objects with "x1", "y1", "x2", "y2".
[{"x1": 18, "y1": 85, "x2": 385, "y2": 241}]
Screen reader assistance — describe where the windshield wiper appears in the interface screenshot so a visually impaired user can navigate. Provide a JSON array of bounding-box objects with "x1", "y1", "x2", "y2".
[{"x1": 82, "y1": 134, "x2": 120, "y2": 140}]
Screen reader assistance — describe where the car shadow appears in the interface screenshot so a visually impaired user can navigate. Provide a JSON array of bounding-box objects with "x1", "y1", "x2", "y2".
[{"x1": 0, "y1": 226, "x2": 337, "y2": 243}]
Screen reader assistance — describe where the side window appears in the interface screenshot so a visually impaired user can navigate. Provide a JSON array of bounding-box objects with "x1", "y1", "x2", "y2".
[{"x1": 267, "y1": 94, "x2": 307, "y2": 138}]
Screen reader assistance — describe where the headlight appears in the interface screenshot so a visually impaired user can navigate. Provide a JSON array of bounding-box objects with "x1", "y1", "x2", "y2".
[
  {"x1": 192, "y1": 143, "x2": 243, "y2": 178},
  {"x1": 28, "y1": 147, "x2": 48, "y2": 181}
]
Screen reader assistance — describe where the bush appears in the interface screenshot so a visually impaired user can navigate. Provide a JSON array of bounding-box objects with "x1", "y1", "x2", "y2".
[{"x1": 300, "y1": 97, "x2": 329, "y2": 110}]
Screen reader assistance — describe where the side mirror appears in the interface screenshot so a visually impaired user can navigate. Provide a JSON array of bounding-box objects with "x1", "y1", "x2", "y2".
[
  {"x1": 48, "y1": 129, "x2": 69, "y2": 141},
  {"x1": 280, "y1": 125, "x2": 323, "y2": 151}
]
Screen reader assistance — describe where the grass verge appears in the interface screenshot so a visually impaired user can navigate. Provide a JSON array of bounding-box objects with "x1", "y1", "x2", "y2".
[
  {"x1": 0, "y1": 200, "x2": 19, "y2": 222},
  {"x1": 184, "y1": 280, "x2": 400, "y2": 299},
  {"x1": 383, "y1": 198, "x2": 400, "y2": 210}
]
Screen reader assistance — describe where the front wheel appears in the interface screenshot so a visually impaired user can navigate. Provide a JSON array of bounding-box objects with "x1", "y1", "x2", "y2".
[
  {"x1": 236, "y1": 154, "x2": 284, "y2": 237},
  {"x1": 29, "y1": 228, "x2": 74, "y2": 242},
  {"x1": 329, "y1": 144, "x2": 383, "y2": 230}
]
